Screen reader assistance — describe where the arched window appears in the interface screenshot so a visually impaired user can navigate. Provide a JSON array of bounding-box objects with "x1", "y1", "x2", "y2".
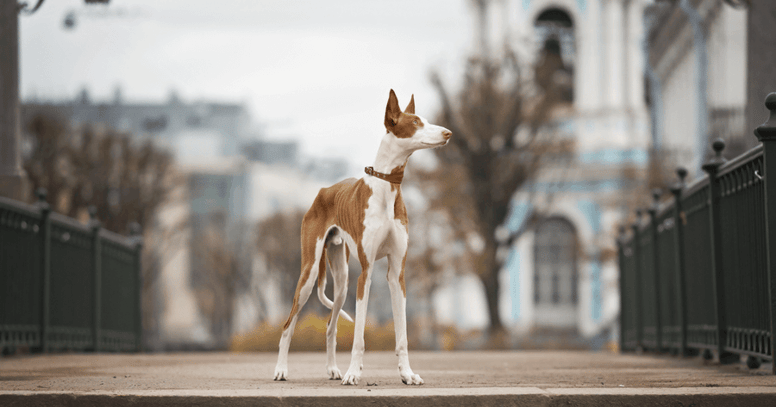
[
  {"x1": 534, "y1": 7, "x2": 575, "y2": 103},
  {"x1": 533, "y1": 217, "x2": 578, "y2": 328}
]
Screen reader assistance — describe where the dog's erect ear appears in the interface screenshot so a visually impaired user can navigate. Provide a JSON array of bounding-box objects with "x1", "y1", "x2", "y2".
[
  {"x1": 385, "y1": 89, "x2": 402, "y2": 130},
  {"x1": 404, "y1": 94, "x2": 415, "y2": 114}
]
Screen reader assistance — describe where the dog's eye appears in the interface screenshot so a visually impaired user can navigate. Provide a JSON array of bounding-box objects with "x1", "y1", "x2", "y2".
[{"x1": 413, "y1": 120, "x2": 418, "y2": 125}]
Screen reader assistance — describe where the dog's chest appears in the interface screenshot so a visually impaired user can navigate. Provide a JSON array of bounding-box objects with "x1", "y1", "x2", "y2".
[{"x1": 364, "y1": 178, "x2": 398, "y2": 218}]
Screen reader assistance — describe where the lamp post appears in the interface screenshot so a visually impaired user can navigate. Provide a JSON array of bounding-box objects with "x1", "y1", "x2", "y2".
[{"x1": 0, "y1": 1, "x2": 27, "y2": 200}]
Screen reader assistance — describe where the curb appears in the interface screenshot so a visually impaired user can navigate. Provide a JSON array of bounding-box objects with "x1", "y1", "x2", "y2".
[{"x1": 3, "y1": 387, "x2": 776, "y2": 407}]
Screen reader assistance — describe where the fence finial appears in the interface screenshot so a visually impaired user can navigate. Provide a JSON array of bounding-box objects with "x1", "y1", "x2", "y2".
[
  {"x1": 88, "y1": 206, "x2": 101, "y2": 229},
  {"x1": 755, "y1": 93, "x2": 776, "y2": 141},
  {"x1": 702, "y1": 139, "x2": 726, "y2": 173},
  {"x1": 676, "y1": 167, "x2": 688, "y2": 184},
  {"x1": 617, "y1": 225, "x2": 627, "y2": 246},
  {"x1": 129, "y1": 222, "x2": 143, "y2": 248},
  {"x1": 670, "y1": 168, "x2": 688, "y2": 197},
  {"x1": 652, "y1": 189, "x2": 662, "y2": 205},
  {"x1": 35, "y1": 188, "x2": 50, "y2": 211}
]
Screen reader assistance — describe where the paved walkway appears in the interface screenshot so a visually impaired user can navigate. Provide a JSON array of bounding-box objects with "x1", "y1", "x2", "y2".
[{"x1": 2, "y1": 351, "x2": 776, "y2": 406}]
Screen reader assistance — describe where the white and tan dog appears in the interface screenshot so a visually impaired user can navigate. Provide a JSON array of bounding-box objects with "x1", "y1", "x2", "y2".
[{"x1": 273, "y1": 90, "x2": 451, "y2": 385}]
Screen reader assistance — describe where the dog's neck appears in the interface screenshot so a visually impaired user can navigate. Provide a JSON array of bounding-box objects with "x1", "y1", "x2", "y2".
[{"x1": 371, "y1": 132, "x2": 411, "y2": 176}]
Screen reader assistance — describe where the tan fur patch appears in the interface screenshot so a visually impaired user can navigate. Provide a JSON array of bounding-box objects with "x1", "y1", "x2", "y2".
[
  {"x1": 389, "y1": 164, "x2": 407, "y2": 191},
  {"x1": 384, "y1": 90, "x2": 423, "y2": 139},
  {"x1": 317, "y1": 249, "x2": 327, "y2": 289},
  {"x1": 283, "y1": 177, "x2": 373, "y2": 330},
  {"x1": 394, "y1": 187, "x2": 408, "y2": 227}
]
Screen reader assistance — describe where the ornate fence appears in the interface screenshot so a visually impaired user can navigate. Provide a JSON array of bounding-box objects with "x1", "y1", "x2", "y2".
[
  {"x1": 619, "y1": 93, "x2": 776, "y2": 372},
  {"x1": 0, "y1": 190, "x2": 142, "y2": 353}
]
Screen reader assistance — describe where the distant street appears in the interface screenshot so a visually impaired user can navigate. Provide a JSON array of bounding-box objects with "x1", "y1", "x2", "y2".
[{"x1": 2, "y1": 351, "x2": 776, "y2": 406}]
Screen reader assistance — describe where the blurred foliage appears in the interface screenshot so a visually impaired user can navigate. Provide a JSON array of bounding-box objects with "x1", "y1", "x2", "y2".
[
  {"x1": 230, "y1": 313, "x2": 499, "y2": 352},
  {"x1": 22, "y1": 113, "x2": 173, "y2": 234},
  {"x1": 231, "y1": 313, "x2": 397, "y2": 352}
]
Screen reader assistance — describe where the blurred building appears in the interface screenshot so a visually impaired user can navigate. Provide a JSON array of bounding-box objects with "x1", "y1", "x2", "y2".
[
  {"x1": 453, "y1": 0, "x2": 764, "y2": 345},
  {"x1": 498, "y1": 0, "x2": 650, "y2": 340},
  {"x1": 23, "y1": 87, "x2": 252, "y2": 157},
  {"x1": 646, "y1": 0, "x2": 761, "y2": 171},
  {"x1": 22, "y1": 90, "x2": 254, "y2": 349}
]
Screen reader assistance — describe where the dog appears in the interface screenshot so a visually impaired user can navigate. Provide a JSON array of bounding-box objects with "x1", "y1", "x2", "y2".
[{"x1": 273, "y1": 89, "x2": 452, "y2": 385}]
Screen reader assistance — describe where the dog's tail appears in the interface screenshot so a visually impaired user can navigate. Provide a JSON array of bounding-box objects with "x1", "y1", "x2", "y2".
[{"x1": 317, "y1": 247, "x2": 353, "y2": 323}]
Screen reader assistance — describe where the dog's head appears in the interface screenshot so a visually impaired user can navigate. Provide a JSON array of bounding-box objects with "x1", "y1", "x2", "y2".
[{"x1": 384, "y1": 89, "x2": 451, "y2": 151}]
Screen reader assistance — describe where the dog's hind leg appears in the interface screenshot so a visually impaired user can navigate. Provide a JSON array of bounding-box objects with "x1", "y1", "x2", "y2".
[
  {"x1": 325, "y1": 242, "x2": 348, "y2": 380},
  {"x1": 274, "y1": 235, "x2": 324, "y2": 381}
]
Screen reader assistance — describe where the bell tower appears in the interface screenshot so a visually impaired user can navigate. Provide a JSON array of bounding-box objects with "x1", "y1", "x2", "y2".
[{"x1": 515, "y1": 0, "x2": 649, "y2": 157}]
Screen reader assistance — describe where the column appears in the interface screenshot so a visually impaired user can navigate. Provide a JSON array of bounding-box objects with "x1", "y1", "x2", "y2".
[{"x1": 605, "y1": 0, "x2": 625, "y2": 110}]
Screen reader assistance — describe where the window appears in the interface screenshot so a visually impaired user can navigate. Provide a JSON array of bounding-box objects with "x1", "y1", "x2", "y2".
[
  {"x1": 534, "y1": 7, "x2": 575, "y2": 103},
  {"x1": 533, "y1": 217, "x2": 578, "y2": 305}
]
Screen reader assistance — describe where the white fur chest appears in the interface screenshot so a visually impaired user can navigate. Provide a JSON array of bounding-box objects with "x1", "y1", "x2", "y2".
[{"x1": 363, "y1": 176, "x2": 398, "y2": 223}]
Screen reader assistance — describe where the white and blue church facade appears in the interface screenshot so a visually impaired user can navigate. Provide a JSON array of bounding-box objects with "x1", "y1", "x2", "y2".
[{"x1": 498, "y1": 0, "x2": 651, "y2": 338}]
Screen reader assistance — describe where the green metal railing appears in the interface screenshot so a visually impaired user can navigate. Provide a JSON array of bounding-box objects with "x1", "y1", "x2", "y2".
[
  {"x1": 0, "y1": 189, "x2": 142, "y2": 353},
  {"x1": 619, "y1": 93, "x2": 776, "y2": 372}
]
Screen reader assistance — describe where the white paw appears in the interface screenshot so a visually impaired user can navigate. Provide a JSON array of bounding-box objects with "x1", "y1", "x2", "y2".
[
  {"x1": 341, "y1": 369, "x2": 360, "y2": 385},
  {"x1": 327, "y1": 366, "x2": 342, "y2": 380},
  {"x1": 274, "y1": 365, "x2": 288, "y2": 381},
  {"x1": 400, "y1": 370, "x2": 424, "y2": 385}
]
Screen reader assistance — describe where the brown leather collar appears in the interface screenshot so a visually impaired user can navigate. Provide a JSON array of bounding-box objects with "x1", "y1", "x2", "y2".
[{"x1": 364, "y1": 165, "x2": 404, "y2": 185}]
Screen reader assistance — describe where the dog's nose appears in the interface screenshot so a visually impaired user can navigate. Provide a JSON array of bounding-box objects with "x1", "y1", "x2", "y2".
[{"x1": 442, "y1": 129, "x2": 452, "y2": 140}]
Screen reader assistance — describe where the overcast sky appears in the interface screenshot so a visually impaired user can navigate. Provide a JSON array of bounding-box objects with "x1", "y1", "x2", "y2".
[{"x1": 19, "y1": 0, "x2": 477, "y2": 171}]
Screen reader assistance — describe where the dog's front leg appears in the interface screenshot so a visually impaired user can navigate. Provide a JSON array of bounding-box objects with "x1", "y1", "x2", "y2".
[
  {"x1": 387, "y1": 251, "x2": 423, "y2": 385},
  {"x1": 342, "y1": 260, "x2": 372, "y2": 385}
]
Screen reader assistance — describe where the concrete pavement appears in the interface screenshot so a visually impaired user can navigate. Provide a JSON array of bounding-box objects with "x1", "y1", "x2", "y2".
[{"x1": 2, "y1": 350, "x2": 776, "y2": 406}]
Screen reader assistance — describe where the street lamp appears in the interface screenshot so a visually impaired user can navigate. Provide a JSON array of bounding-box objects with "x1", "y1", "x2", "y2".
[{"x1": 0, "y1": 0, "x2": 112, "y2": 200}]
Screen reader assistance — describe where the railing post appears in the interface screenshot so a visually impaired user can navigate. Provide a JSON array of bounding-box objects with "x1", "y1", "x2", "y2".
[
  {"x1": 36, "y1": 188, "x2": 51, "y2": 353},
  {"x1": 617, "y1": 225, "x2": 626, "y2": 353},
  {"x1": 754, "y1": 92, "x2": 776, "y2": 374},
  {"x1": 648, "y1": 190, "x2": 663, "y2": 352},
  {"x1": 670, "y1": 168, "x2": 695, "y2": 357},
  {"x1": 701, "y1": 139, "x2": 737, "y2": 364},
  {"x1": 631, "y1": 209, "x2": 643, "y2": 350},
  {"x1": 89, "y1": 206, "x2": 102, "y2": 352},
  {"x1": 130, "y1": 222, "x2": 143, "y2": 352}
]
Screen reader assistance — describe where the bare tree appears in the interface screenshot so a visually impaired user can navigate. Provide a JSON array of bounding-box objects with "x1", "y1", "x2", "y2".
[
  {"x1": 192, "y1": 219, "x2": 250, "y2": 349},
  {"x1": 255, "y1": 210, "x2": 306, "y2": 311},
  {"x1": 423, "y1": 1, "x2": 568, "y2": 336},
  {"x1": 23, "y1": 113, "x2": 173, "y2": 233}
]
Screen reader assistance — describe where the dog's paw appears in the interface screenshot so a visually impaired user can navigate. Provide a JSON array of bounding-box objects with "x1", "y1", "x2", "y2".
[
  {"x1": 273, "y1": 365, "x2": 288, "y2": 381},
  {"x1": 400, "y1": 370, "x2": 424, "y2": 385},
  {"x1": 341, "y1": 369, "x2": 360, "y2": 385},
  {"x1": 327, "y1": 366, "x2": 342, "y2": 380}
]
